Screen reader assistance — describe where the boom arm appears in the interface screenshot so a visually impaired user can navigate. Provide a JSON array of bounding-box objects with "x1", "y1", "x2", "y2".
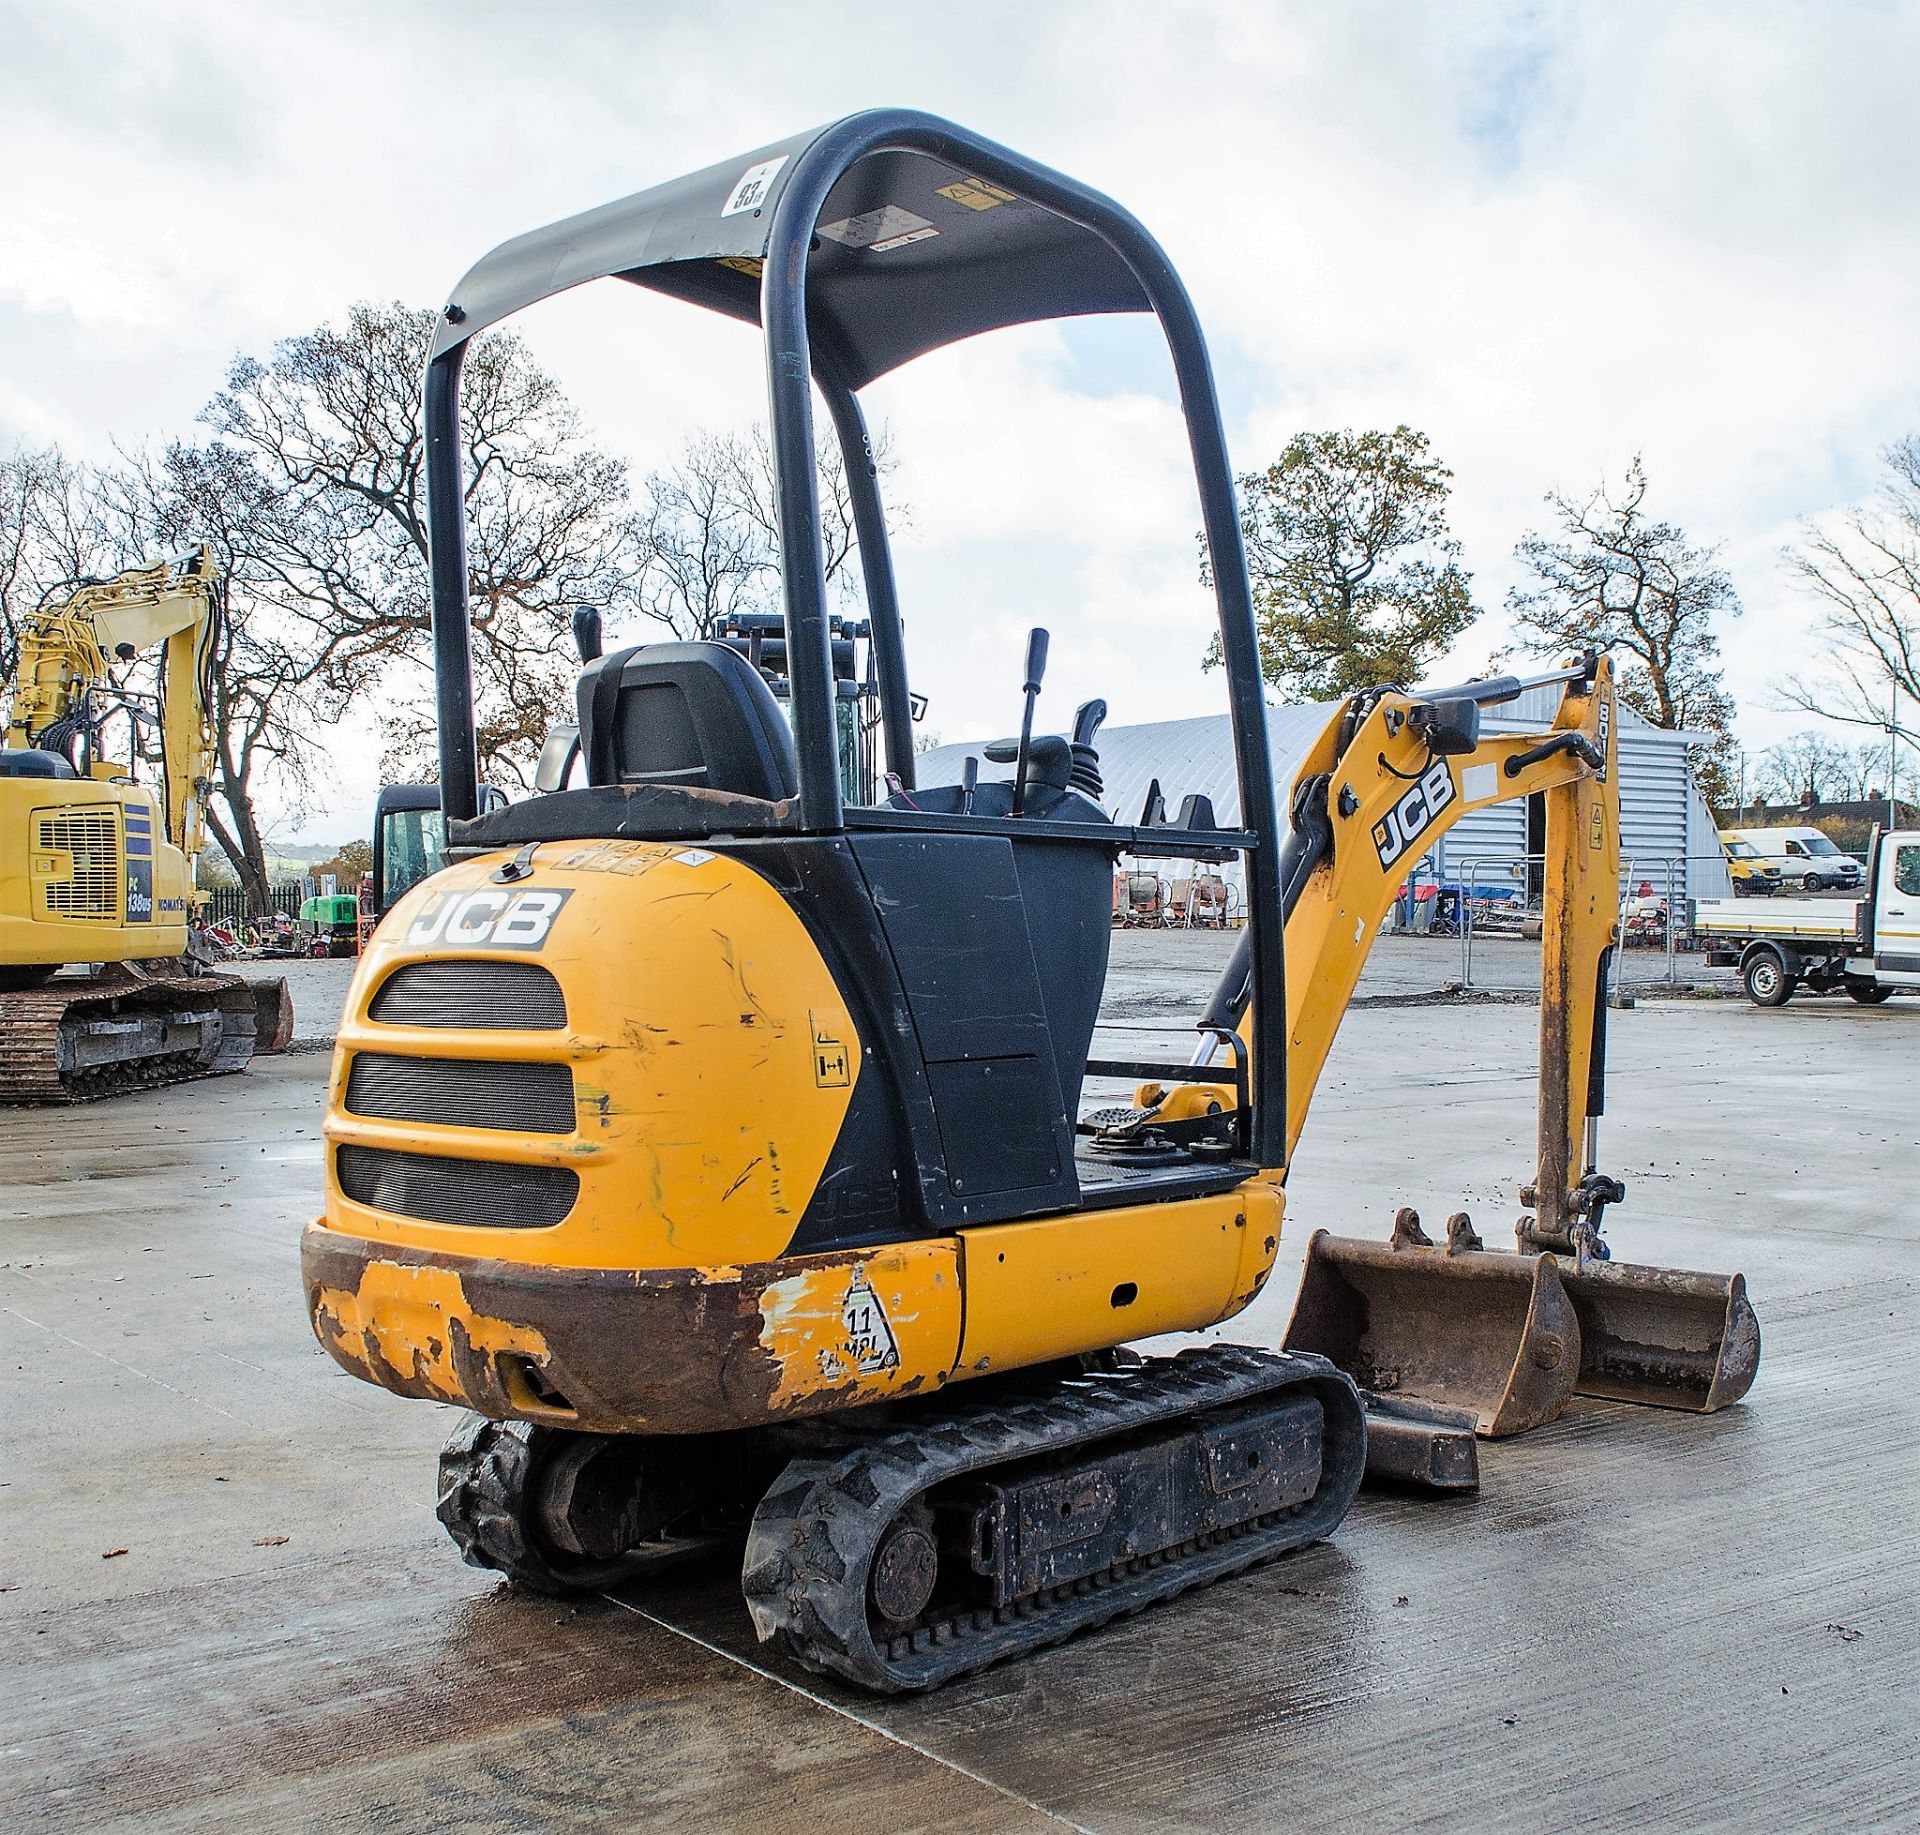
[
  {"x1": 5, "y1": 547, "x2": 220, "y2": 861},
  {"x1": 1183, "y1": 656, "x2": 1622, "y2": 1253}
]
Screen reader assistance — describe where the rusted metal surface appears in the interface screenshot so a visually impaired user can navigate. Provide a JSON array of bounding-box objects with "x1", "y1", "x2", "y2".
[
  {"x1": 1282, "y1": 1210, "x2": 1580, "y2": 1436},
  {"x1": 1562, "y1": 1257, "x2": 1762, "y2": 1412},
  {"x1": 1282, "y1": 1199, "x2": 1764, "y2": 1442},
  {"x1": 245, "y1": 975, "x2": 295, "y2": 1055},
  {"x1": 302, "y1": 1225, "x2": 945, "y2": 1435}
]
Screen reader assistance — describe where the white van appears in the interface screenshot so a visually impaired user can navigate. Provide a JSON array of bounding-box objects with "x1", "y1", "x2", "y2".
[{"x1": 1727, "y1": 826, "x2": 1865, "y2": 893}]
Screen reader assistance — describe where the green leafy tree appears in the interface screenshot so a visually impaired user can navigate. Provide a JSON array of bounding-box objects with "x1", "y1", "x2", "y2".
[
  {"x1": 1202, "y1": 426, "x2": 1478, "y2": 698},
  {"x1": 1508, "y1": 457, "x2": 1741, "y2": 809}
]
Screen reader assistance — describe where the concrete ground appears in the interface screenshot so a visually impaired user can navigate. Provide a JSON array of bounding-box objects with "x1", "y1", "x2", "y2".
[{"x1": 3, "y1": 966, "x2": 1916, "y2": 1830}]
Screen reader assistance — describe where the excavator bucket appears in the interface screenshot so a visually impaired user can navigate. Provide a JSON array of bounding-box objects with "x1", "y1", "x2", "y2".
[
  {"x1": 244, "y1": 976, "x2": 295, "y2": 1056},
  {"x1": 1282, "y1": 1211, "x2": 1580, "y2": 1438},
  {"x1": 1561, "y1": 1258, "x2": 1761, "y2": 1413}
]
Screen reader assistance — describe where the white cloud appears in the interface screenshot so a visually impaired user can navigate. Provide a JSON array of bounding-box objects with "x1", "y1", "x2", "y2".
[{"x1": 5, "y1": 0, "x2": 1917, "y2": 839}]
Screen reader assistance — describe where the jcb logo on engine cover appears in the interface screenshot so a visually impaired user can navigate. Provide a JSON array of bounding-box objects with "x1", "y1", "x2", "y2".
[
  {"x1": 1372, "y1": 759, "x2": 1455, "y2": 871},
  {"x1": 404, "y1": 887, "x2": 573, "y2": 950}
]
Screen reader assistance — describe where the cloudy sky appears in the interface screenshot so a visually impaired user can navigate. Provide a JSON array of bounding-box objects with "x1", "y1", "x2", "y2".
[{"x1": 5, "y1": 1, "x2": 1917, "y2": 841}]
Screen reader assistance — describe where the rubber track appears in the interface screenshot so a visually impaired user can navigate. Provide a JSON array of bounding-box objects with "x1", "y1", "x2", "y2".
[
  {"x1": 741, "y1": 1345, "x2": 1366, "y2": 1693},
  {"x1": 436, "y1": 1416, "x2": 724, "y2": 1594},
  {"x1": 0, "y1": 972, "x2": 259, "y2": 1104}
]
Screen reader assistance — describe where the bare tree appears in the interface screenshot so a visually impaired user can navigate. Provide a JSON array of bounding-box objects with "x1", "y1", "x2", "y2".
[
  {"x1": 0, "y1": 445, "x2": 121, "y2": 680},
  {"x1": 198, "y1": 301, "x2": 646, "y2": 784},
  {"x1": 1753, "y1": 731, "x2": 1852, "y2": 808},
  {"x1": 99, "y1": 442, "x2": 328, "y2": 910},
  {"x1": 1509, "y1": 457, "x2": 1742, "y2": 807},
  {"x1": 1202, "y1": 426, "x2": 1478, "y2": 698},
  {"x1": 375, "y1": 420, "x2": 896, "y2": 788},
  {"x1": 633, "y1": 424, "x2": 881, "y2": 636},
  {"x1": 1783, "y1": 436, "x2": 1920, "y2": 743}
]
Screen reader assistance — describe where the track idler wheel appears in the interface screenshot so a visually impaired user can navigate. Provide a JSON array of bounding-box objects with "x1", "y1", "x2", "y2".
[
  {"x1": 867, "y1": 1500, "x2": 939, "y2": 1631},
  {"x1": 436, "y1": 1415, "x2": 720, "y2": 1594}
]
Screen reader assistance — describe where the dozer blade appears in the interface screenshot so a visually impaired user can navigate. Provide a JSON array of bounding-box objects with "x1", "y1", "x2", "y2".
[
  {"x1": 1559, "y1": 1258, "x2": 1761, "y2": 1414},
  {"x1": 1281, "y1": 1211, "x2": 1580, "y2": 1439}
]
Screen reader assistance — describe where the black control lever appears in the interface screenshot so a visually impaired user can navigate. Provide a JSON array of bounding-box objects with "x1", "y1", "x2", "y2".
[
  {"x1": 572, "y1": 607, "x2": 604, "y2": 663},
  {"x1": 1010, "y1": 627, "x2": 1049, "y2": 816},
  {"x1": 1069, "y1": 698, "x2": 1108, "y2": 799},
  {"x1": 959, "y1": 754, "x2": 979, "y2": 815}
]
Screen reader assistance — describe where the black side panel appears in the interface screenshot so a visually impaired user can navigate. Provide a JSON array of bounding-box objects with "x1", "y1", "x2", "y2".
[
  {"x1": 782, "y1": 1045, "x2": 909, "y2": 1254},
  {"x1": 1010, "y1": 840, "x2": 1114, "y2": 1118},
  {"x1": 855, "y1": 835, "x2": 1053, "y2": 1060},
  {"x1": 927, "y1": 1058, "x2": 1063, "y2": 1196},
  {"x1": 851, "y1": 833, "x2": 1079, "y2": 1219}
]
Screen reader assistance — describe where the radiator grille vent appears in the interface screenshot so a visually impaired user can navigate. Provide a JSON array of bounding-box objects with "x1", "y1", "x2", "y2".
[
  {"x1": 335, "y1": 1145, "x2": 578, "y2": 1229},
  {"x1": 36, "y1": 811, "x2": 120, "y2": 919},
  {"x1": 345, "y1": 1053, "x2": 575, "y2": 1135},
  {"x1": 368, "y1": 961, "x2": 567, "y2": 1029}
]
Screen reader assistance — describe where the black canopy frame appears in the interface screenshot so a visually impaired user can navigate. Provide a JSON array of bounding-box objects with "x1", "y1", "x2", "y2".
[{"x1": 420, "y1": 107, "x2": 1290, "y2": 1169}]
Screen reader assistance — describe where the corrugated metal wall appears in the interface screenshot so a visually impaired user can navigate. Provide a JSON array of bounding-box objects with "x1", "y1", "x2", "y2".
[{"x1": 916, "y1": 690, "x2": 1731, "y2": 901}]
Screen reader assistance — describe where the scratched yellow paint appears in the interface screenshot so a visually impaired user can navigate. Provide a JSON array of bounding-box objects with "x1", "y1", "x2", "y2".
[
  {"x1": 314, "y1": 1259, "x2": 549, "y2": 1401},
  {"x1": 757, "y1": 1240, "x2": 963, "y2": 1410},
  {"x1": 955, "y1": 1183, "x2": 1283, "y2": 1375},
  {"x1": 320, "y1": 840, "x2": 859, "y2": 1269}
]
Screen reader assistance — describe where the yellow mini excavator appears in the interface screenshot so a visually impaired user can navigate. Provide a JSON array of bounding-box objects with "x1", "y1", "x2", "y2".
[
  {"x1": 1, "y1": 547, "x2": 291, "y2": 1100},
  {"x1": 301, "y1": 112, "x2": 1757, "y2": 1692}
]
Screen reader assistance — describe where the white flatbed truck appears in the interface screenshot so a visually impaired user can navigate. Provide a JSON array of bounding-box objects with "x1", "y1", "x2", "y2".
[{"x1": 1691, "y1": 829, "x2": 1920, "y2": 1006}]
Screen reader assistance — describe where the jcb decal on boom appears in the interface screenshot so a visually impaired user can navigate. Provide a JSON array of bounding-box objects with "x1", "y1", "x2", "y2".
[
  {"x1": 1372, "y1": 759, "x2": 1455, "y2": 871},
  {"x1": 403, "y1": 887, "x2": 573, "y2": 950}
]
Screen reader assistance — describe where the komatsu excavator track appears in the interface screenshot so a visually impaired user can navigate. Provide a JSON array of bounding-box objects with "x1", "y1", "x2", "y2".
[
  {"x1": 0, "y1": 970, "x2": 274, "y2": 1103},
  {"x1": 743, "y1": 1346, "x2": 1365, "y2": 1692}
]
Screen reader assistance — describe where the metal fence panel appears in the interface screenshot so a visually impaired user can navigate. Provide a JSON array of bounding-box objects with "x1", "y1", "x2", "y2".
[{"x1": 203, "y1": 882, "x2": 306, "y2": 926}]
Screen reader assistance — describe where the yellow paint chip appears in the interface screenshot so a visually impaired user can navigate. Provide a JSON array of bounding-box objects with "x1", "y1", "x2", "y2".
[{"x1": 317, "y1": 1261, "x2": 546, "y2": 1402}]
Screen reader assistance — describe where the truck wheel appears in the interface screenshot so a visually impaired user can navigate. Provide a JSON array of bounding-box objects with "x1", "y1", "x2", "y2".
[
  {"x1": 1742, "y1": 949, "x2": 1796, "y2": 1007},
  {"x1": 1802, "y1": 873, "x2": 1824, "y2": 892},
  {"x1": 1845, "y1": 982, "x2": 1894, "y2": 1005}
]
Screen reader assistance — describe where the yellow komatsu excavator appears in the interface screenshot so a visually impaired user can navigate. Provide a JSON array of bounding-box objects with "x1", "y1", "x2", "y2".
[
  {"x1": 301, "y1": 112, "x2": 1757, "y2": 1692},
  {"x1": 1, "y1": 547, "x2": 291, "y2": 1100}
]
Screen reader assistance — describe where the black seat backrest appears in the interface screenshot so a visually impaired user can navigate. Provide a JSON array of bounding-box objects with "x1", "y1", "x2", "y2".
[{"x1": 575, "y1": 641, "x2": 797, "y2": 802}]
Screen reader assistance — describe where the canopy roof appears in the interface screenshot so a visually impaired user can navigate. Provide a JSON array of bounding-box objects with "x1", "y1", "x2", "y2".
[{"x1": 429, "y1": 116, "x2": 1153, "y2": 388}]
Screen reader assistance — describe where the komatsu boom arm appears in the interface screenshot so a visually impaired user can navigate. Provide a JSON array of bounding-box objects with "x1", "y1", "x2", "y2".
[{"x1": 5, "y1": 546, "x2": 221, "y2": 863}]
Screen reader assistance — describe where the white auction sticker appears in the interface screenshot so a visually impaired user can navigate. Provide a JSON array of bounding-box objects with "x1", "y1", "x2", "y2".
[
  {"x1": 721, "y1": 156, "x2": 788, "y2": 216},
  {"x1": 818, "y1": 205, "x2": 939, "y2": 251}
]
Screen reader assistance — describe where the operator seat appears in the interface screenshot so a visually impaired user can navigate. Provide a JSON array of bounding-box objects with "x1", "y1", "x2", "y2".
[{"x1": 575, "y1": 641, "x2": 798, "y2": 801}]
